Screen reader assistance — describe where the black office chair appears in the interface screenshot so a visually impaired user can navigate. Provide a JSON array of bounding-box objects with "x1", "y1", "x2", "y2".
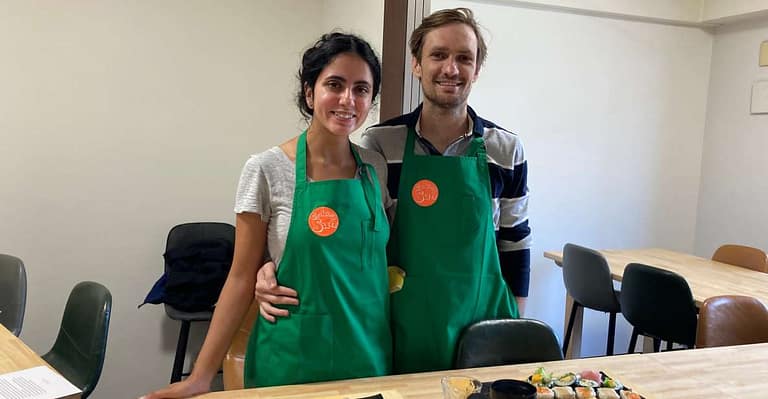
[
  {"x1": 454, "y1": 319, "x2": 564, "y2": 369},
  {"x1": 620, "y1": 263, "x2": 698, "y2": 353},
  {"x1": 42, "y1": 281, "x2": 112, "y2": 399},
  {"x1": 164, "y1": 222, "x2": 235, "y2": 383},
  {"x1": 0, "y1": 254, "x2": 27, "y2": 336},
  {"x1": 562, "y1": 243, "x2": 621, "y2": 356}
]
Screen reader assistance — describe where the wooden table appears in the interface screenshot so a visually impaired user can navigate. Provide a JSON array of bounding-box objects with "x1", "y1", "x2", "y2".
[
  {"x1": 196, "y1": 343, "x2": 768, "y2": 399},
  {"x1": 543, "y1": 248, "x2": 768, "y2": 357},
  {"x1": 0, "y1": 324, "x2": 81, "y2": 398}
]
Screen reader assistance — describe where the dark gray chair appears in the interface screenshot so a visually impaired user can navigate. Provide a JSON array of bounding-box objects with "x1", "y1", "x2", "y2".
[
  {"x1": 562, "y1": 243, "x2": 621, "y2": 356},
  {"x1": 454, "y1": 319, "x2": 564, "y2": 369},
  {"x1": 620, "y1": 263, "x2": 698, "y2": 353},
  {"x1": 0, "y1": 254, "x2": 27, "y2": 336},
  {"x1": 164, "y1": 222, "x2": 235, "y2": 383},
  {"x1": 43, "y1": 281, "x2": 112, "y2": 398}
]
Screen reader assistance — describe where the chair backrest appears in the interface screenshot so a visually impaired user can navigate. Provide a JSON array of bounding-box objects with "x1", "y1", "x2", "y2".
[
  {"x1": 562, "y1": 244, "x2": 621, "y2": 312},
  {"x1": 711, "y1": 244, "x2": 768, "y2": 273},
  {"x1": 165, "y1": 222, "x2": 236, "y2": 259},
  {"x1": 0, "y1": 254, "x2": 27, "y2": 336},
  {"x1": 162, "y1": 222, "x2": 236, "y2": 312},
  {"x1": 619, "y1": 263, "x2": 698, "y2": 347},
  {"x1": 696, "y1": 295, "x2": 768, "y2": 348},
  {"x1": 42, "y1": 282, "x2": 112, "y2": 399},
  {"x1": 222, "y1": 300, "x2": 259, "y2": 390},
  {"x1": 454, "y1": 319, "x2": 564, "y2": 369}
]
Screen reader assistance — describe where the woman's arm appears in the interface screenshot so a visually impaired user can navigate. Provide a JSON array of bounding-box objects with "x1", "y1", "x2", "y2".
[{"x1": 141, "y1": 212, "x2": 267, "y2": 399}]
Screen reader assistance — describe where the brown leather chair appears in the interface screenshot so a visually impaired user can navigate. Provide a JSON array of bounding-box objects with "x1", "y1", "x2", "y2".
[
  {"x1": 222, "y1": 300, "x2": 259, "y2": 390},
  {"x1": 696, "y1": 295, "x2": 768, "y2": 348},
  {"x1": 711, "y1": 244, "x2": 768, "y2": 273}
]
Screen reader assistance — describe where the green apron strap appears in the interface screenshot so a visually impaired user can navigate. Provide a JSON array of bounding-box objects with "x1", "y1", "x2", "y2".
[
  {"x1": 295, "y1": 130, "x2": 309, "y2": 185},
  {"x1": 351, "y1": 145, "x2": 383, "y2": 231}
]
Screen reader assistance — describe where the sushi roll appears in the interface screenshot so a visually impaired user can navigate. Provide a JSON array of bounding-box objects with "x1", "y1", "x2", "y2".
[
  {"x1": 553, "y1": 386, "x2": 575, "y2": 399},
  {"x1": 575, "y1": 387, "x2": 596, "y2": 399},
  {"x1": 553, "y1": 372, "x2": 577, "y2": 387},
  {"x1": 596, "y1": 388, "x2": 620, "y2": 399},
  {"x1": 579, "y1": 370, "x2": 600, "y2": 382},
  {"x1": 537, "y1": 386, "x2": 555, "y2": 399},
  {"x1": 577, "y1": 379, "x2": 600, "y2": 388},
  {"x1": 530, "y1": 367, "x2": 553, "y2": 386},
  {"x1": 619, "y1": 391, "x2": 643, "y2": 399},
  {"x1": 600, "y1": 376, "x2": 622, "y2": 391}
]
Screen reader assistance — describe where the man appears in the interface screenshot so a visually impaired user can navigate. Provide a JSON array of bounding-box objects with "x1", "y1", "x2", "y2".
[{"x1": 256, "y1": 8, "x2": 531, "y2": 374}]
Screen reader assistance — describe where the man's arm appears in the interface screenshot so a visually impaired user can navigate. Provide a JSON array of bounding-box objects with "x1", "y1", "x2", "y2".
[
  {"x1": 500, "y1": 247, "x2": 530, "y2": 314},
  {"x1": 254, "y1": 261, "x2": 298, "y2": 322},
  {"x1": 495, "y1": 139, "x2": 531, "y2": 315}
]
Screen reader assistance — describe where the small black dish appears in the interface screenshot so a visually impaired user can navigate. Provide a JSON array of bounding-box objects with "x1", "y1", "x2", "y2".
[{"x1": 489, "y1": 379, "x2": 536, "y2": 399}]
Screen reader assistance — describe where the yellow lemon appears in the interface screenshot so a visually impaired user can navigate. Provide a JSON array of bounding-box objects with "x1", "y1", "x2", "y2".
[{"x1": 388, "y1": 266, "x2": 406, "y2": 293}]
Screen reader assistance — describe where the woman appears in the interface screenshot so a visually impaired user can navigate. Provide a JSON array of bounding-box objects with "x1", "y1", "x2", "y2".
[{"x1": 141, "y1": 32, "x2": 391, "y2": 398}]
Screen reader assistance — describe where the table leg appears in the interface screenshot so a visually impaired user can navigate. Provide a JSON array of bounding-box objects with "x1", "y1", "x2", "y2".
[
  {"x1": 641, "y1": 336, "x2": 655, "y2": 353},
  {"x1": 563, "y1": 293, "x2": 583, "y2": 359}
]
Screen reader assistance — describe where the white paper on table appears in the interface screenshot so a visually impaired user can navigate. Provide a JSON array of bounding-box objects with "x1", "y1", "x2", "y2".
[{"x1": 0, "y1": 366, "x2": 81, "y2": 399}]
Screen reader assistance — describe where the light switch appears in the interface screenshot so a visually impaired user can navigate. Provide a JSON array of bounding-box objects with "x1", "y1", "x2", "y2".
[
  {"x1": 761, "y1": 41, "x2": 768, "y2": 67},
  {"x1": 751, "y1": 80, "x2": 768, "y2": 114}
]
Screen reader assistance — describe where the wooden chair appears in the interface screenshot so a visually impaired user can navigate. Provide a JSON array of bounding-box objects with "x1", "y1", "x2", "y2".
[
  {"x1": 696, "y1": 295, "x2": 768, "y2": 348},
  {"x1": 222, "y1": 300, "x2": 259, "y2": 390},
  {"x1": 712, "y1": 244, "x2": 768, "y2": 273}
]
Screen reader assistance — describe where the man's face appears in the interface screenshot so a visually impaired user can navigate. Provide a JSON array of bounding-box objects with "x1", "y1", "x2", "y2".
[{"x1": 413, "y1": 23, "x2": 479, "y2": 110}]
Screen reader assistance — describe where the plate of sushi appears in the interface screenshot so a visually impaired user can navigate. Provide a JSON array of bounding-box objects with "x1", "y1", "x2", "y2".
[{"x1": 526, "y1": 367, "x2": 644, "y2": 399}]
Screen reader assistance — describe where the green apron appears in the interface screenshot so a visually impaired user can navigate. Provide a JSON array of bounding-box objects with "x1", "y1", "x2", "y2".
[
  {"x1": 244, "y1": 131, "x2": 391, "y2": 387},
  {"x1": 389, "y1": 128, "x2": 518, "y2": 374}
]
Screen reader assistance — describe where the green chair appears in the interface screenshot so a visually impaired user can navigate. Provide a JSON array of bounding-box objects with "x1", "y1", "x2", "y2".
[
  {"x1": 42, "y1": 281, "x2": 112, "y2": 398},
  {"x1": 454, "y1": 319, "x2": 564, "y2": 368},
  {"x1": 0, "y1": 254, "x2": 27, "y2": 336}
]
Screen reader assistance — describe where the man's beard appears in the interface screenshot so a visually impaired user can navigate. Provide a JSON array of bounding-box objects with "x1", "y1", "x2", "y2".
[{"x1": 422, "y1": 84, "x2": 469, "y2": 109}]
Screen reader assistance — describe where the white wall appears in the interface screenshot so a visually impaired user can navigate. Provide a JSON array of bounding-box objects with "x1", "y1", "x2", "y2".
[
  {"x1": 694, "y1": 17, "x2": 768, "y2": 258},
  {"x1": 0, "y1": 1, "x2": 375, "y2": 397},
  {"x1": 474, "y1": 0, "x2": 768, "y2": 24},
  {"x1": 433, "y1": 0, "x2": 713, "y2": 356},
  {"x1": 478, "y1": 0, "x2": 702, "y2": 23},
  {"x1": 700, "y1": 0, "x2": 768, "y2": 23}
]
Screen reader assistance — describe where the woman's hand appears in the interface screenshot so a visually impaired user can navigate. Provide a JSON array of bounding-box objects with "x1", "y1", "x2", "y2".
[
  {"x1": 254, "y1": 261, "x2": 299, "y2": 322},
  {"x1": 139, "y1": 376, "x2": 210, "y2": 399}
]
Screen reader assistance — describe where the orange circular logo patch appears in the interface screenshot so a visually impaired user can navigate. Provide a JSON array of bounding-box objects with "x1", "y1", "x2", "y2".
[
  {"x1": 308, "y1": 206, "x2": 339, "y2": 237},
  {"x1": 411, "y1": 179, "x2": 439, "y2": 207}
]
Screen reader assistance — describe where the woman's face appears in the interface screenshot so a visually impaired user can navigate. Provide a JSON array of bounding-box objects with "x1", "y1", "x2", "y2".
[{"x1": 306, "y1": 53, "x2": 374, "y2": 137}]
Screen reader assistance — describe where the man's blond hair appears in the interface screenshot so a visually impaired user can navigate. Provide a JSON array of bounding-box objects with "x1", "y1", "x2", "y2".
[{"x1": 409, "y1": 7, "x2": 487, "y2": 68}]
